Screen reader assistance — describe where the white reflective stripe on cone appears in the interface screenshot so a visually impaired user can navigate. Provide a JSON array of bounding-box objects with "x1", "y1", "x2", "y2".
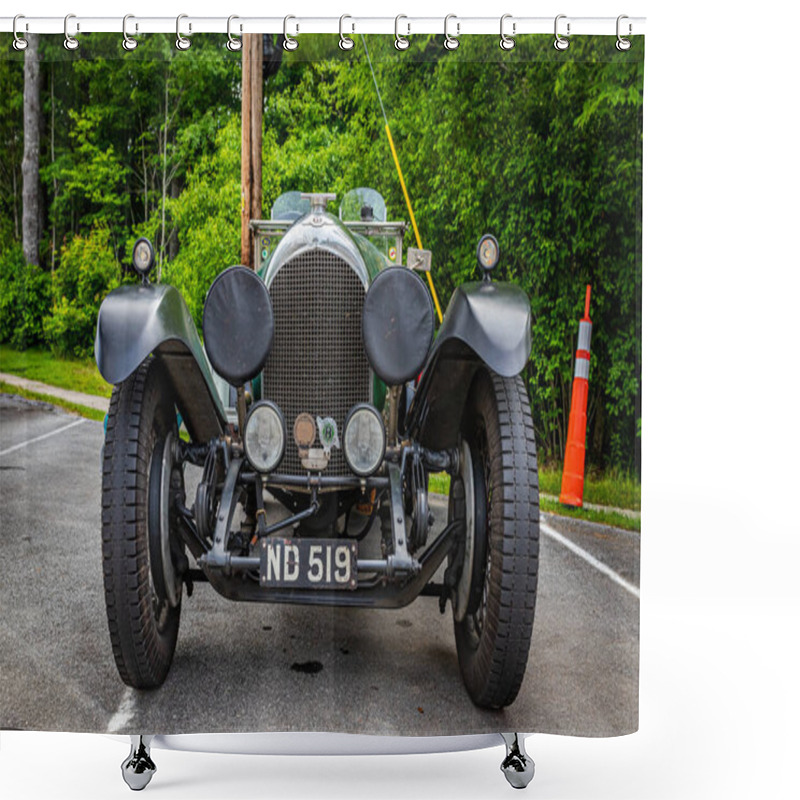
[
  {"x1": 574, "y1": 357, "x2": 590, "y2": 380},
  {"x1": 577, "y1": 320, "x2": 593, "y2": 352}
]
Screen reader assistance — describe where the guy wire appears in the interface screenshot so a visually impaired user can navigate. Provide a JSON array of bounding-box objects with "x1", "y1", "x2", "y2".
[{"x1": 360, "y1": 34, "x2": 444, "y2": 323}]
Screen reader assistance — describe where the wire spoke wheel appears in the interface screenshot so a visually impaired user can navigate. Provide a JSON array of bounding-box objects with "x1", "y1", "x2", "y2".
[
  {"x1": 451, "y1": 370, "x2": 540, "y2": 709},
  {"x1": 470, "y1": 423, "x2": 492, "y2": 643}
]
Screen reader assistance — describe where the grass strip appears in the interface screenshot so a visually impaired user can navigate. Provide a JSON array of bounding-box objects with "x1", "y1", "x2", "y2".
[
  {"x1": 0, "y1": 344, "x2": 111, "y2": 398},
  {"x1": 428, "y1": 472, "x2": 451, "y2": 496},
  {"x1": 431, "y1": 466, "x2": 640, "y2": 512},
  {"x1": 539, "y1": 495, "x2": 640, "y2": 533},
  {"x1": 428, "y1": 470, "x2": 640, "y2": 533},
  {"x1": 539, "y1": 465, "x2": 641, "y2": 511},
  {"x1": 2, "y1": 377, "x2": 641, "y2": 532},
  {"x1": 0, "y1": 381, "x2": 106, "y2": 423}
]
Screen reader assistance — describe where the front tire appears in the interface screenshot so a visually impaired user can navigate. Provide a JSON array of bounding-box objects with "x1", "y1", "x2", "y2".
[
  {"x1": 101, "y1": 357, "x2": 183, "y2": 688},
  {"x1": 451, "y1": 370, "x2": 540, "y2": 709}
]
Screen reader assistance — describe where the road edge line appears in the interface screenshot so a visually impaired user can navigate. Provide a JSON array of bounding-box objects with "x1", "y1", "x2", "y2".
[
  {"x1": 106, "y1": 687, "x2": 136, "y2": 734},
  {"x1": 0, "y1": 417, "x2": 86, "y2": 458},
  {"x1": 540, "y1": 521, "x2": 640, "y2": 599}
]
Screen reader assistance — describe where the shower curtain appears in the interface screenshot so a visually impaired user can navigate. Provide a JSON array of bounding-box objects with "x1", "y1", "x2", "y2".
[{"x1": 0, "y1": 28, "x2": 642, "y2": 740}]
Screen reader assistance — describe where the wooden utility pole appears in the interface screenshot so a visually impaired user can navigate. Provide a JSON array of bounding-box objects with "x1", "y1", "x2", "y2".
[
  {"x1": 241, "y1": 34, "x2": 263, "y2": 268},
  {"x1": 240, "y1": 40, "x2": 251, "y2": 265},
  {"x1": 251, "y1": 34, "x2": 263, "y2": 235}
]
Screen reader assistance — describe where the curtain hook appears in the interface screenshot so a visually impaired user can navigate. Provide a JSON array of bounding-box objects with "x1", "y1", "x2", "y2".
[
  {"x1": 499, "y1": 14, "x2": 515, "y2": 50},
  {"x1": 12, "y1": 15, "x2": 28, "y2": 51},
  {"x1": 122, "y1": 15, "x2": 138, "y2": 51},
  {"x1": 227, "y1": 15, "x2": 243, "y2": 51},
  {"x1": 394, "y1": 15, "x2": 410, "y2": 51},
  {"x1": 443, "y1": 14, "x2": 459, "y2": 51},
  {"x1": 283, "y1": 16, "x2": 299, "y2": 51},
  {"x1": 176, "y1": 14, "x2": 192, "y2": 50},
  {"x1": 64, "y1": 13, "x2": 80, "y2": 51},
  {"x1": 554, "y1": 14, "x2": 570, "y2": 51},
  {"x1": 616, "y1": 15, "x2": 632, "y2": 51},
  {"x1": 339, "y1": 15, "x2": 355, "y2": 50}
]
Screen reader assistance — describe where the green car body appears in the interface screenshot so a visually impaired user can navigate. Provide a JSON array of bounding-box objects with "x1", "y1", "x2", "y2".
[{"x1": 93, "y1": 188, "x2": 540, "y2": 710}]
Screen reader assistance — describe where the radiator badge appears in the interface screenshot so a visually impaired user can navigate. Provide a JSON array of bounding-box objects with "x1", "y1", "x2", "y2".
[{"x1": 316, "y1": 416, "x2": 340, "y2": 455}]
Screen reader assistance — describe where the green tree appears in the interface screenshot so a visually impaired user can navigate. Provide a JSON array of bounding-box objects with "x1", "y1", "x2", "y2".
[
  {"x1": 43, "y1": 226, "x2": 121, "y2": 357},
  {"x1": 0, "y1": 32, "x2": 642, "y2": 473}
]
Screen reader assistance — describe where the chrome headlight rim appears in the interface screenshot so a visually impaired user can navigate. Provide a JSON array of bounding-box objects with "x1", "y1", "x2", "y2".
[
  {"x1": 343, "y1": 403, "x2": 387, "y2": 478},
  {"x1": 476, "y1": 233, "x2": 500, "y2": 272},
  {"x1": 243, "y1": 400, "x2": 287, "y2": 473},
  {"x1": 132, "y1": 236, "x2": 155, "y2": 278}
]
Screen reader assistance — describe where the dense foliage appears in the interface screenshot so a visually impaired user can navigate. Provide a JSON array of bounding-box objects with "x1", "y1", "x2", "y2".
[
  {"x1": 44, "y1": 227, "x2": 122, "y2": 358},
  {"x1": 0, "y1": 33, "x2": 642, "y2": 472},
  {"x1": 0, "y1": 246, "x2": 50, "y2": 349}
]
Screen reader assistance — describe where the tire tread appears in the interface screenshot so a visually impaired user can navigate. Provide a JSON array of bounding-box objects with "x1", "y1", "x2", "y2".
[
  {"x1": 455, "y1": 370, "x2": 539, "y2": 709},
  {"x1": 101, "y1": 357, "x2": 180, "y2": 689}
]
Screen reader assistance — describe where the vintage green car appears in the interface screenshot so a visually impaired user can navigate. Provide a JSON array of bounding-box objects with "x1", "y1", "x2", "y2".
[{"x1": 95, "y1": 189, "x2": 539, "y2": 710}]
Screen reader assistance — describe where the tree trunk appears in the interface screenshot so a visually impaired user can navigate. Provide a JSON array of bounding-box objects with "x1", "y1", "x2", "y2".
[
  {"x1": 12, "y1": 167, "x2": 19, "y2": 240},
  {"x1": 167, "y1": 178, "x2": 181, "y2": 260},
  {"x1": 22, "y1": 33, "x2": 41, "y2": 267},
  {"x1": 159, "y1": 75, "x2": 170, "y2": 282},
  {"x1": 50, "y1": 63, "x2": 57, "y2": 272},
  {"x1": 142, "y1": 136, "x2": 149, "y2": 220}
]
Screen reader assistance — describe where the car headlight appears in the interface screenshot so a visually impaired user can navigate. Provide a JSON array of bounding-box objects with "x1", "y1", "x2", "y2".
[
  {"x1": 343, "y1": 404, "x2": 386, "y2": 477},
  {"x1": 477, "y1": 233, "x2": 500, "y2": 274},
  {"x1": 244, "y1": 401, "x2": 286, "y2": 473},
  {"x1": 132, "y1": 237, "x2": 155, "y2": 278}
]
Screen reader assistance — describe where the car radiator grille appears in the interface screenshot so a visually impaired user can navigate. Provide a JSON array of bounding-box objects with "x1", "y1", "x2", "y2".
[{"x1": 262, "y1": 249, "x2": 370, "y2": 478}]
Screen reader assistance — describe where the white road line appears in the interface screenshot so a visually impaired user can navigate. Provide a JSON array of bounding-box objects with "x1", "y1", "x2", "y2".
[
  {"x1": 540, "y1": 520, "x2": 640, "y2": 599},
  {"x1": 539, "y1": 491, "x2": 641, "y2": 519},
  {"x1": 0, "y1": 417, "x2": 86, "y2": 457},
  {"x1": 107, "y1": 687, "x2": 136, "y2": 733}
]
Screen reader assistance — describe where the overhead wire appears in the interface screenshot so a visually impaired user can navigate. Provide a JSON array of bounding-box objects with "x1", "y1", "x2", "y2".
[{"x1": 361, "y1": 35, "x2": 444, "y2": 324}]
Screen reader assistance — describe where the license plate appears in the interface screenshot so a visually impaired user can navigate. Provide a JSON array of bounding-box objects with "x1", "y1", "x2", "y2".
[{"x1": 259, "y1": 537, "x2": 358, "y2": 590}]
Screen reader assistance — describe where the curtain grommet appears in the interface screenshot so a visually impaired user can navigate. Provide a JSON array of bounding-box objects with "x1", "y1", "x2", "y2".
[
  {"x1": 12, "y1": 14, "x2": 29, "y2": 51},
  {"x1": 339, "y1": 15, "x2": 355, "y2": 51},
  {"x1": 227, "y1": 16, "x2": 243, "y2": 52},
  {"x1": 616, "y1": 15, "x2": 632, "y2": 51},
  {"x1": 122, "y1": 14, "x2": 138, "y2": 51},
  {"x1": 554, "y1": 14, "x2": 570, "y2": 51},
  {"x1": 394, "y1": 15, "x2": 410, "y2": 51},
  {"x1": 499, "y1": 14, "x2": 516, "y2": 51},
  {"x1": 443, "y1": 14, "x2": 460, "y2": 51},
  {"x1": 283, "y1": 16, "x2": 299, "y2": 51},
  {"x1": 176, "y1": 14, "x2": 192, "y2": 51},
  {"x1": 64, "y1": 13, "x2": 80, "y2": 51}
]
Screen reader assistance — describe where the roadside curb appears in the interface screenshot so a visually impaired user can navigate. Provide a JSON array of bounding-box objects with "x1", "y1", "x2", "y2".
[
  {"x1": 0, "y1": 371, "x2": 109, "y2": 413},
  {"x1": 540, "y1": 492, "x2": 640, "y2": 519},
  {"x1": 431, "y1": 491, "x2": 639, "y2": 528},
  {"x1": 541, "y1": 511, "x2": 640, "y2": 538}
]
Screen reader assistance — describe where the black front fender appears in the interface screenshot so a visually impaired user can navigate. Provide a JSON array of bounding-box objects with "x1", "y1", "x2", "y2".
[
  {"x1": 405, "y1": 281, "x2": 531, "y2": 450},
  {"x1": 95, "y1": 283, "x2": 226, "y2": 442}
]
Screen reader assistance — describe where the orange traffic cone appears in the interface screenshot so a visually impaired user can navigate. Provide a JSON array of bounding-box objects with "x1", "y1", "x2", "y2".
[{"x1": 560, "y1": 285, "x2": 592, "y2": 508}]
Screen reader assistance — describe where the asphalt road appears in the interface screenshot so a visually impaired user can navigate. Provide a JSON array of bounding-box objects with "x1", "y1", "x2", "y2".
[{"x1": 0, "y1": 395, "x2": 639, "y2": 738}]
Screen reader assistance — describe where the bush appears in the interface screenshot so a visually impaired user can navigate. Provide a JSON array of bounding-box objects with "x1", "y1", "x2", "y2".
[
  {"x1": 0, "y1": 245, "x2": 52, "y2": 349},
  {"x1": 42, "y1": 298, "x2": 96, "y2": 359},
  {"x1": 0, "y1": 246, "x2": 24, "y2": 344},
  {"x1": 161, "y1": 116, "x2": 244, "y2": 328},
  {"x1": 43, "y1": 227, "x2": 120, "y2": 358}
]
